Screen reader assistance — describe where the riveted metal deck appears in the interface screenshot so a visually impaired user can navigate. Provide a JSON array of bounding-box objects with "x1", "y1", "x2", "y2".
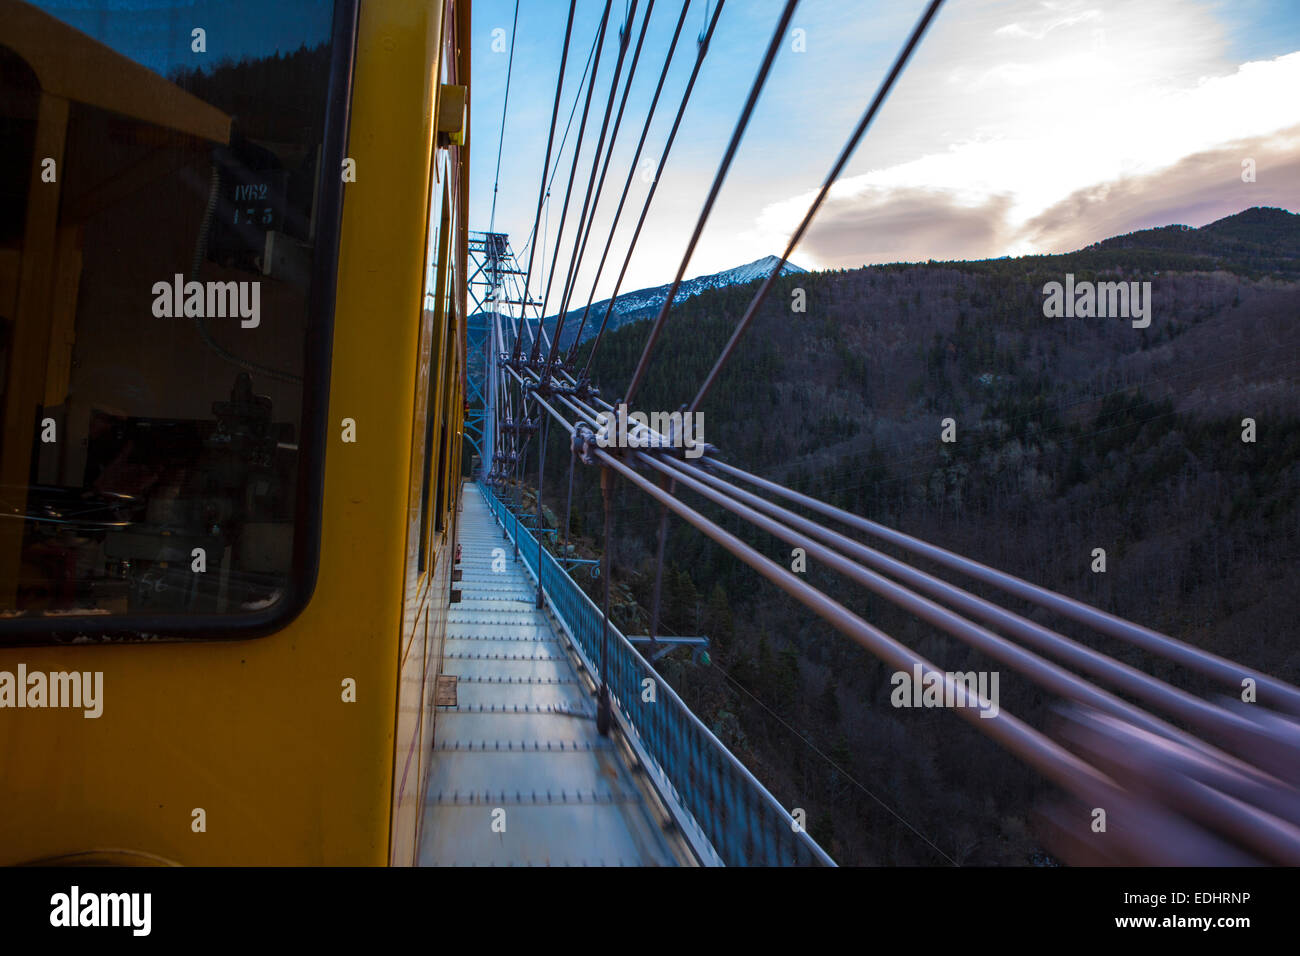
[{"x1": 417, "y1": 490, "x2": 684, "y2": 866}]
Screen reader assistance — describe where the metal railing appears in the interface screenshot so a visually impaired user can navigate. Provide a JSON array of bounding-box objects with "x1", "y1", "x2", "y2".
[{"x1": 478, "y1": 480, "x2": 833, "y2": 866}]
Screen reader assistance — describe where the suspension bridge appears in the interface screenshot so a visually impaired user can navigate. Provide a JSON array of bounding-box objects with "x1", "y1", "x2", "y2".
[{"x1": 435, "y1": 0, "x2": 1300, "y2": 866}]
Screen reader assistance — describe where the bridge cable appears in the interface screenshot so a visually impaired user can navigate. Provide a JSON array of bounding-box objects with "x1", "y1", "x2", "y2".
[
  {"x1": 543, "y1": 0, "x2": 658, "y2": 378},
  {"x1": 563, "y1": 0, "x2": 694, "y2": 362},
  {"x1": 688, "y1": 0, "x2": 945, "y2": 413},
  {"x1": 487, "y1": 0, "x2": 521, "y2": 239},
  {"x1": 612, "y1": 0, "x2": 797, "y2": 652},
  {"x1": 578, "y1": 0, "x2": 727, "y2": 377},
  {"x1": 526, "y1": 387, "x2": 1115, "y2": 796},
  {"x1": 530, "y1": 0, "x2": 618, "y2": 363},
  {"x1": 517, "y1": 30, "x2": 600, "y2": 267},
  {"x1": 487, "y1": 0, "x2": 1300, "y2": 860},
  {"x1": 711, "y1": 655, "x2": 958, "y2": 864},
  {"x1": 710, "y1": 456, "x2": 1300, "y2": 716},
  {"x1": 517, "y1": 16, "x2": 615, "y2": 392},
  {"x1": 531, "y1": 379, "x2": 1300, "y2": 766},
  {"x1": 645, "y1": 452, "x2": 1288, "y2": 779},
  {"x1": 622, "y1": 0, "x2": 800, "y2": 406},
  {"x1": 515, "y1": 0, "x2": 580, "y2": 364},
  {"x1": 509, "y1": 375, "x2": 1300, "y2": 863}
]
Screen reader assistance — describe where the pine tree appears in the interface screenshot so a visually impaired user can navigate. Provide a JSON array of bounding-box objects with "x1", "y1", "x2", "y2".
[{"x1": 704, "y1": 583, "x2": 733, "y2": 651}]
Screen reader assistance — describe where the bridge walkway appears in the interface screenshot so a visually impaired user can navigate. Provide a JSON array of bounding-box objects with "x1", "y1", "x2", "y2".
[{"x1": 417, "y1": 487, "x2": 684, "y2": 866}]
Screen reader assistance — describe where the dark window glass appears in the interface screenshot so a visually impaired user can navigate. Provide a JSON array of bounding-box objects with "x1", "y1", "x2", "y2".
[
  {"x1": 434, "y1": 287, "x2": 455, "y2": 535},
  {"x1": 0, "y1": 1, "x2": 338, "y2": 620},
  {"x1": 417, "y1": 331, "x2": 437, "y2": 573},
  {"x1": 418, "y1": 184, "x2": 452, "y2": 566}
]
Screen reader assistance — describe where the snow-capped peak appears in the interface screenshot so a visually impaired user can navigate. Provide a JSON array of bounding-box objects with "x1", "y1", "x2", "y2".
[{"x1": 548, "y1": 255, "x2": 808, "y2": 348}]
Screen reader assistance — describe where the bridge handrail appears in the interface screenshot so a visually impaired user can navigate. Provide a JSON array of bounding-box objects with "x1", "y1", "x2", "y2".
[{"x1": 478, "y1": 481, "x2": 833, "y2": 866}]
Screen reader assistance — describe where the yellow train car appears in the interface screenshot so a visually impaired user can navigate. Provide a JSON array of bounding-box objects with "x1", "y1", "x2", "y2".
[{"x1": 0, "y1": 0, "x2": 470, "y2": 865}]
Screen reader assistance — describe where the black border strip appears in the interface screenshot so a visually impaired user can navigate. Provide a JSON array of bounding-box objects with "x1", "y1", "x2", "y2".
[
  {"x1": 0, "y1": 865, "x2": 1286, "y2": 939},
  {"x1": 0, "y1": 0, "x2": 360, "y2": 646}
]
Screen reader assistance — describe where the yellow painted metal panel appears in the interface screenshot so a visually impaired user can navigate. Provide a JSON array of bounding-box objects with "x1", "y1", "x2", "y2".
[{"x1": 0, "y1": 0, "x2": 468, "y2": 866}]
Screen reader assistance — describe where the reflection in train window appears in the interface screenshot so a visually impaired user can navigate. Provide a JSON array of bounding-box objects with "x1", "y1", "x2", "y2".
[{"x1": 0, "y1": 1, "x2": 338, "y2": 619}]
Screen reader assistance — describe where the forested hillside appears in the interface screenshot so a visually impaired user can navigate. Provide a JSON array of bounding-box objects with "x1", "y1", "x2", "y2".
[{"x1": 521, "y1": 206, "x2": 1300, "y2": 865}]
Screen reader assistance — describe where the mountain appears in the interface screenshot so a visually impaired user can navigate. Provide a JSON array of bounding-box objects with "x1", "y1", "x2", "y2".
[
  {"x1": 1086, "y1": 206, "x2": 1300, "y2": 266},
  {"x1": 1004, "y1": 206, "x2": 1300, "y2": 280},
  {"x1": 542, "y1": 254, "x2": 806, "y2": 351},
  {"x1": 545, "y1": 205, "x2": 1300, "y2": 866}
]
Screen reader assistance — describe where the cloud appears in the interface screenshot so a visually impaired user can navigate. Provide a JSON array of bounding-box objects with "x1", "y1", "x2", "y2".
[
  {"x1": 796, "y1": 188, "x2": 1016, "y2": 266},
  {"x1": 994, "y1": 9, "x2": 1103, "y2": 41},
  {"x1": 482, "y1": 0, "x2": 1299, "y2": 295},
  {"x1": 1021, "y1": 125, "x2": 1300, "y2": 250},
  {"x1": 792, "y1": 124, "x2": 1300, "y2": 266},
  {"x1": 753, "y1": 38, "x2": 1300, "y2": 266}
]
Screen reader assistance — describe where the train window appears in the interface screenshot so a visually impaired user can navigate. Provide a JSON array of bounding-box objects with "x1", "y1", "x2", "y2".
[
  {"x1": 0, "y1": 1, "x2": 349, "y2": 635},
  {"x1": 418, "y1": 183, "x2": 453, "y2": 569},
  {"x1": 433, "y1": 275, "x2": 456, "y2": 535}
]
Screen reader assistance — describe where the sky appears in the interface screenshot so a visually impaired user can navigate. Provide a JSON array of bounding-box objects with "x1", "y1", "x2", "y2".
[
  {"x1": 27, "y1": 0, "x2": 333, "y2": 76},
  {"x1": 470, "y1": 0, "x2": 1300, "y2": 302}
]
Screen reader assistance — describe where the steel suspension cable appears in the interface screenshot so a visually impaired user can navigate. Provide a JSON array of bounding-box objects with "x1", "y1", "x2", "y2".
[
  {"x1": 544, "y1": 0, "x2": 658, "y2": 375},
  {"x1": 517, "y1": 380, "x2": 1299, "y2": 764},
  {"x1": 708, "y1": 456, "x2": 1300, "y2": 715},
  {"x1": 644, "y1": 452, "x2": 1295, "y2": 784},
  {"x1": 688, "y1": 0, "x2": 945, "y2": 413},
  {"x1": 517, "y1": 36, "x2": 599, "y2": 265},
  {"x1": 531, "y1": 0, "x2": 617, "y2": 363},
  {"x1": 510, "y1": 375, "x2": 1300, "y2": 863},
  {"x1": 570, "y1": 445, "x2": 1113, "y2": 796},
  {"x1": 565, "y1": 0, "x2": 693, "y2": 362},
  {"x1": 579, "y1": 0, "x2": 726, "y2": 377},
  {"x1": 515, "y1": 0, "x2": 580, "y2": 363},
  {"x1": 622, "y1": 0, "x2": 800, "y2": 406},
  {"x1": 522, "y1": 363, "x2": 1295, "y2": 740},
  {"x1": 517, "y1": 377, "x2": 1300, "y2": 764},
  {"x1": 487, "y1": 0, "x2": 521, "y2": 238}
]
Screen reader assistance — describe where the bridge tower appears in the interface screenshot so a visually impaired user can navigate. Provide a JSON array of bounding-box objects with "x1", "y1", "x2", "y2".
[{"x1": 466, "y1": 232, "x2": 535, "y2": 480}]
